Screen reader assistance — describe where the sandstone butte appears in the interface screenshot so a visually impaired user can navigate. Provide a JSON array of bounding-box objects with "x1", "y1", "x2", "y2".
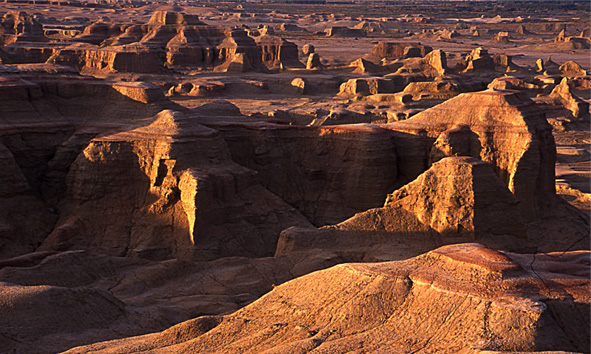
[{"x1": 0, "y1": 4, "x2": 589, "y2": 354}]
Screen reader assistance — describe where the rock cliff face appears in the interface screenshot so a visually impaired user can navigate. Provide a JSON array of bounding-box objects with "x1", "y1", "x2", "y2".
[
  {"x1": 196, "y1": 115, "x2": 398, "y2": 226},
  {"x1": 41, "y1": 110, "x2": 310, "y2": 261},
  {"x1": 0, "y1": 68, "x2": 175, "y2": 258},
  {"x1": 63, "y1": 243, "x2": 590, "y2": 354},
  {"x1": 385, "y1": 157, "x2": 527, "y2": 243},
  {"x1": 387, "y1": 89, "x2": 556, "y2": 223},
  {"x1": 0, "y1": 11, "x2": 48, "y2": 45},
  {"x1": 277, "y1": 157, "x2": 528, "y2": 261},
  {"x1": 367, "y1": 41, "x2": 432, "y2": 61},
  {"x1": 0, "y1": 142, "x2": 56, "y2": 259},
  {"x1": 254, "y1": 34, "x2": 302, "y2": 68},
  {"x1": 547, "y1": 77, "x2": 590, "y2": 118}
]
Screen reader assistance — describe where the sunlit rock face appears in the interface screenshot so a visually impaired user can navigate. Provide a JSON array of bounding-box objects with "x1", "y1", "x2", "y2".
[
  {"x1": 62, "y1": 243, "x2": 590, "y2": 354},
  {"x1": 42, "y1": 110, "x2": 311, "y2": 261},
  {"x1": 387, "y1": 89, "x2": 556, "y2": 223}
]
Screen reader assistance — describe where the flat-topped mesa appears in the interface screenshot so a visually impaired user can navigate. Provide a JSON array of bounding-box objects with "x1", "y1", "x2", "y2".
[
  {"x1": 459, "y1": 47, "x2": 495, "y2": 72},
  {"x1": 41, "y1": 109, "x2": 310, "y2": 261},
  {"x1": 147, "y1": 11, "x2": 205, "y2": 26},
  {"x1": 254, "y1": 34, "x2": 302, "y2": 69},
  {"x1": 66, "y1": 243, "x2": 590, "y2": 353},
  {"x1": 387, "y1": 89, "x2": 555, "y2": 222},
  {"x1": 0, "y1": 11, "x2": 48, "y2": 45},
  {"x1": 366, "y1": 41, "x2": 432, "y2": 62}
]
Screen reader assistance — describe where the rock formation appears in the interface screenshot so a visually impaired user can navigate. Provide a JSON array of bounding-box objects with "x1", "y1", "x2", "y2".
[
  {"x1": 392, "y1": 49, "x2": 447, "y2": 77},
  {"x1": 324, "y1": 26, "x2": 362, "y2": 37},
  {"x1": 388, "y1": 90, "x2": 556, "y2": 223},
  {"x1": 559, "y1": 60, "x2": 587, "y2": 76},
  {"x1": 192, "y1": 111, "x2": 399, "y2": 226},
  {"x1": 41, "y1": 109, "x2": 311, "y2": 261},
  {"x1": 487, "y1": 76, "x2": 539, "y2": 90},
  {"x1": 516, "y1": 24, "x2": 531, "y2": 35},
  {"x1": 254, "y1": 34, "x2": 302, "y2": 69},
  {"x1": 490, "y1": 31, "x2": 511, "y2": 44},
  {"x1": 15, "y1": 10, "x2": 303, "y2": 73},
  {"x1": 63, "y1": 243, "x2": 591, "y2": 354},
  {"x1": 306, "y1": 52, "x2": 321, "y2": 69},
  {"x1": 349, "y1": 57, "x2": 383, "y2": 74},
  {"x1": 0, "y1": 11, "x2": 48, "y2": 45},
  {"x1": 0, "y1": 4, "x2": 589, "y2": 353},
  {"x1": 367, "y1": 41, "x2": 432, "y2": 62},
  {"x1": 460, "y1": 47, "x2": 495, "y2": 72},
  {"x1": 339, "y1": 77, "x2": 397, "y2": 96},
  {"x1": 301, "y1": 43, "x2": 314, "y2": 55},
  {"x1": 277, "y1": 156, "x2": 530, "y2": 260},
  {"x1": 546, "y1": 77, "x2": 590, "y2": 118}
]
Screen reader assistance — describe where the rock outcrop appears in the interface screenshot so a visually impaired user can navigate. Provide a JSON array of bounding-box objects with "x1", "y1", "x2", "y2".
[
  {"x1": 64, "y1": 243, "x2": 591, "y2": 354},
  {"x1": 43, "y1": 11, "x2": 303, "y2": 73},
  {"x1": 0, "y1": 67, "x2": 173, "y2": 258},
  {"x1": 255, "y1": 34, "x2": 302, "y2": 69},
  {"x1": 367, "y1": 41, "x2": 432, "y2": 62},
  {"x1": 460, "y1": 47, "x2": 495, "y2": 72},
  {"x1": 277, "y1": 157, "x2": 528, "y2": 259},
  {"x1": 393, "y1": 49, "x2": 447, "y2": 77},
  {"x1": 306, "y1": 52, "x2": 321, "y2": 69},
  {"x1": 339, "y1": 77, "x2": 399, "y2": 96},
  {"x1": 388, "y1": 90, "x2": 556, "y2": 223},
  {"x1": 0, "y1": 11, "x2": 48, "y2": 45},
  {"x1": 193, "y1": 116, "x2": 399, "y2": 227},
  {"x1": 547, "y1": 77, "x2": 590, "y2": 118},
  {"x1": 559, "y1": 60, "x2": 587, "y2": 76},
  {"x1": 41, "y1": 109, "x2": 311, "y2": 261}
]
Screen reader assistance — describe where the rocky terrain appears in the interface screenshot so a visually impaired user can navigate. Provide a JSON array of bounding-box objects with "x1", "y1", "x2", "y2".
[{"x1": 0, "y1": 1, "x2": 588, "y2": 353}]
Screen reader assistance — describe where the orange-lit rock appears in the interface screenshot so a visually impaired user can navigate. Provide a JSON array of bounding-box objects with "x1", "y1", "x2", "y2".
[{"x1": 63, "y1": 243, "x2": 590, "y2": 354}]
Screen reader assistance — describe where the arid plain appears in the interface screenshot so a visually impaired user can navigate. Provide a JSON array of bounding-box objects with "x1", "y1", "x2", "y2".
[{"x1": 0, "y1": 0, "x2": 589, "y2": 353}]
